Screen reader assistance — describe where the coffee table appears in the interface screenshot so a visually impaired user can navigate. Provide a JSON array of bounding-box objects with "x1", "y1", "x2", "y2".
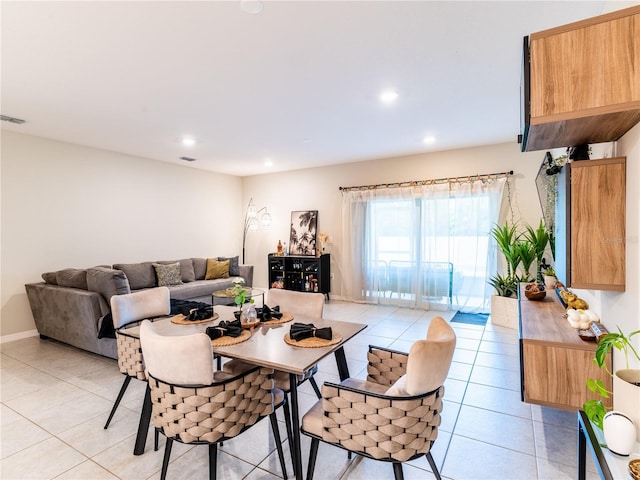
[{"x1": 212, "y1": 287, "x2": 264, "y2": 306}]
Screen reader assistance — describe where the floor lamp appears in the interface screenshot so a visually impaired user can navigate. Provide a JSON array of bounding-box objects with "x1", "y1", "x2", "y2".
[{"x1": 242, "y1": 198, "x2": 271, "y2": 264}]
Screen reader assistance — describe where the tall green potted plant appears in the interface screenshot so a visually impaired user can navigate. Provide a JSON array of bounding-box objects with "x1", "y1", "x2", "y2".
[
  {"x1": 524, "y1": 219, "x2": 550, "y2": 283},
  {"x1": 489, "y1": 222, "x2": 521, "y2": 329}
]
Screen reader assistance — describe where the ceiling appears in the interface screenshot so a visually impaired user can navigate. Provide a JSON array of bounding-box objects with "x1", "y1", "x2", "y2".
[{"x1": 1, "y1": 1, "x2": 625, "y2": 177}]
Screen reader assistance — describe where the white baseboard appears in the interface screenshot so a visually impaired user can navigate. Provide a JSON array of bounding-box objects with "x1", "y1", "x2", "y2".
[{"x1": 1, "y1": 329, "x2": 39, "y2": 344}]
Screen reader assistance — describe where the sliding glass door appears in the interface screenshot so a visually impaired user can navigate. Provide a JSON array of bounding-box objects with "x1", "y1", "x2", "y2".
[{"x1": 342, "y1": 178, "x2": 505, "y2": 313}]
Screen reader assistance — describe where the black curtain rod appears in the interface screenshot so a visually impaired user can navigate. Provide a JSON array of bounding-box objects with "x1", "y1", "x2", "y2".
[{"x1": 338, "y1": 170, "x2": 514, "y2": 192}]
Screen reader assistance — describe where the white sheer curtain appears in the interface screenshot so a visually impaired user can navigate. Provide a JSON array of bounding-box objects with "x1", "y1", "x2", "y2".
[{"x1": 341, "y1": 177, "x2": 506, "y2": 313}]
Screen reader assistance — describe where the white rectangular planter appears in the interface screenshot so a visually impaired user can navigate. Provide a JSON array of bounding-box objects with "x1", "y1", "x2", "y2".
[{"x1": 490, "y1": 295, "x2": 519, "y2": 330}]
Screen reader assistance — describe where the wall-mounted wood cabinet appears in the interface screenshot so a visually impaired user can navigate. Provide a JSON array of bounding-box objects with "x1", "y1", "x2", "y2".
[
  {"x1": 522, "y1": 5, "x2": 640, "y2": 151},
  {"x1": 555, "y1": 157, "x2": 626, "y2": 291}
]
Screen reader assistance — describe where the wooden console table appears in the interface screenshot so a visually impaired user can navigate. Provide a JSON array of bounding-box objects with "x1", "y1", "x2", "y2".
[{"x1": 518, "y1": 284, "x2": 612, "y2": 410}]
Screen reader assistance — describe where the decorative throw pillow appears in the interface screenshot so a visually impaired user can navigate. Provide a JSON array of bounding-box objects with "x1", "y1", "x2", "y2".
[
  {"x1": 87, "y1": 267, "x2": 131, "y2": 303},
  {"x1": 56, "y1": 268, "x2": 88, "y2": 290},
  {"x1": 157, "y1": 259, "x2": 196, "y2": 283},
  {"x1": 153, "y1": 262, "x2": 183, "y2": 287},
  {"x1": 113, "y1": 262, "x2": 156, "y2": 290},
  {"x1": 205, "y1": 259, "x2": 230, "y2": 280},
  {"x1": 42, "y1": 272, "x2": 58, "y2": 285},
  {"x1": 218, "y1": 256, "x2": 240, "y2": 276}
]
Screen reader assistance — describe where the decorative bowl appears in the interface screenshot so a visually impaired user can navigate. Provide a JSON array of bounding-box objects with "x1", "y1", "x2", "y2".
[{"x1": 524, "y1": 283, "x2": 546, "y2": 301}]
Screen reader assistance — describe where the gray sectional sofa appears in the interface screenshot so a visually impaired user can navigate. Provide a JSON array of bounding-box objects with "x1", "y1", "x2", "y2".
[{"x1": 25, "y1": 257, "x2": 253, "y2": 359}]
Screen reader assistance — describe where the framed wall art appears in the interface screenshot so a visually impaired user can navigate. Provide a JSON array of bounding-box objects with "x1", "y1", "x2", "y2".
[{"x1": 289, "y1": 210, "x2": 318, "y2": 256}]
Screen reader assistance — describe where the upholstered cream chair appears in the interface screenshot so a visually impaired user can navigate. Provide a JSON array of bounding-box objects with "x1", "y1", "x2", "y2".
[
  {"x1": 301, "y1": 316, "x2": 456, "y2": 480},
  {"x1": 139, "y1": 320, "x2": 289, "y2": 480},
  {"x1": 103, "y1": 286, "x2": 171, "y2": 430}
]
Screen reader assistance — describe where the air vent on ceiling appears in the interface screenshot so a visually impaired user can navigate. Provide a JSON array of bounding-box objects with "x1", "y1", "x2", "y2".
[
  {"x1": 1, "y1": 115, "x2": 26, "y2": 124},
  {"x1": 179, "y1": 156, "x2": 196, "y2": 162}
]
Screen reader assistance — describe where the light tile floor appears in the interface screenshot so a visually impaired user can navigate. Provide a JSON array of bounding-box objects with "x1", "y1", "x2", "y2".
[{"x1": 0, "y1": 301, "x2": 600, "y2": 480}]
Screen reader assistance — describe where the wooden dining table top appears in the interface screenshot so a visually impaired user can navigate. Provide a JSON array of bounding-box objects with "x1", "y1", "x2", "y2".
[{"x1": 121, "y1": 305, "x2": 367, "y2": 375}]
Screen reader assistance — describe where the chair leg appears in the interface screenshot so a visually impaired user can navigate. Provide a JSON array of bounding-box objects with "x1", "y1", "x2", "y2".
[
  {"x1": 154, "y1": 428, "x2": 160, "y2": 451},
  {"x1": 309, "y1": 376, "x2": 322, "y2": 399},
  {"x1": 209, "y1": 444, "x2": 217, "y2": 480},
  {"x1": 269, "y1": 413, "x2": 288, "y2": 480},
  {"x1": 392, "y1": 462, "x2": 404, "y2": 480},
  {"x1": 160, "y1": 438, "x2": 173, "y2": 480},
  {"x1": 307, "y1": 437, "x2": 320, "y2": 480},
  {"x1": 426, "y1": 452, "x2": 442, "y2": 480},
  {"x1": 215, "y1": 354, "x2": 221, "y2": 371},
  {"x1": 103, "y1": 375, "x2": 132, "y2": 429}
]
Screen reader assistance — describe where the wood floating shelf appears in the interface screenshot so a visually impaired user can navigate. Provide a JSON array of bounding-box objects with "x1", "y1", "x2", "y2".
[{"x1": 522, "y1": 5, "x2": 640, "y2": 151}]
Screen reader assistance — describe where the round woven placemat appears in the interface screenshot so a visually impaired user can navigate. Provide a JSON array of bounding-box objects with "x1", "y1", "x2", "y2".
[
  {"x1": 170, "y1": 313, "x2": 219, "y2": 325},
  {"x1": 284, "y1": 331, "x2": 343, "y2": 348},
  {"x1": 629, "y1": 459, "x2": 640, "y2": 480},
  {"x1": 261, "y1": 312, "x2": 294, "y2": 326},
  {"x1": 211, "y1": 328, "x2": 252, "y2": 347}
]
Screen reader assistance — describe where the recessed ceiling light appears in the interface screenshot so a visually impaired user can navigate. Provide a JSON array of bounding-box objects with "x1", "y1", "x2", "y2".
[
  {"x1": 241, "y1": 0, "x2": 263, "y2": 14},
  {"x1": 181, "y1": 137, "x2": 196, "y2": 147},
  {"x1": 423, "y1": 136, "x2": 436, "y2": 144},
  {"x1": 379, "y1": 90, "x2": 399, "y2": 104}
]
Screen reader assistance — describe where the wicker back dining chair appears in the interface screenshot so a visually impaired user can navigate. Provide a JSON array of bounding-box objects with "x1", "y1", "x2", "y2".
[
  {"x1": 139, "y1": 320, "x2": 289, "y2": 480},
  {"x1": 103, "y1": 286, "x2": 170, "y2": 430},
  {"x1": 301, "y1": 316, "x2": 456, "y2": 480}
]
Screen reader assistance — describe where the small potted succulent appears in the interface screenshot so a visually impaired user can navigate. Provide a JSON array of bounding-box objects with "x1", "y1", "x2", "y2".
[{"x1": 542, "y1": 266, "x2": 557, "y2": 289}]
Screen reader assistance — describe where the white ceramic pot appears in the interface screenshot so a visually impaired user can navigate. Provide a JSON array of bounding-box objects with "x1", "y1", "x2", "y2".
[
  {"x1": 613, "y1": 369, "x2": 640, "y2": 442},
  {"x1": 543, "y1": 275, "x2": 557, "y2": 289},
  {"x1": 603, "y1": 411, "x2": 636, "y2": 456}
]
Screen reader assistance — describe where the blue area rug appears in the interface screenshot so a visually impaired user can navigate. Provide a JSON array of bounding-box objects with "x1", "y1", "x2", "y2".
[{"x1": 451, "y1": 311, "x2": 489, "y2": 326}]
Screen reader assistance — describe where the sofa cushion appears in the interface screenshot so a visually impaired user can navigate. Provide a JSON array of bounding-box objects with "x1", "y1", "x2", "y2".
[
  {"x1": 42, "y1": 272, "x2": 58, "y2": 285},
  {"x1": 113, "y1": 262, "x2": 155, "y2": 290},
  {"x1": 56, "y1": 268, "x2": 88, "y2": 290},
  {"x1": 192, "y1": 258, "x2": 207, "y2": 280},
  {"x1": 87, "y1": 267, "x2": 131, "y2": 303},
  {"x1": 153, "y1": 262, "x2": 183, "y2": 287},
  {"x1": 157, "y1": 259, "x2": 196, "y2": 283},
  {"x1": 205, "y1": 259, "x2": 229, "y2": 280},
  {"x1": 218, "y1": 256, "x2": 240, "y2": 276}
]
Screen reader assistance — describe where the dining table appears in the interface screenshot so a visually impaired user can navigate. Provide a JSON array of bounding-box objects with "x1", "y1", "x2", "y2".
[{"x1": 121, "y1": 305, "x2": 367, "y2": 480}]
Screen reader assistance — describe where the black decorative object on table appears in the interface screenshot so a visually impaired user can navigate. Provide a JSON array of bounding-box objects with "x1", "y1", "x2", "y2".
[
  {"x1": 205, "y1": 319, "x2": 243, "y2": 339},
  {"x1": 290, "y1": 322, "x2": 332, "y2": 341},
  {"x1": 259, "y1": 305, "x2": 283, "y2": 321},
  {"x1": 185, "y1": 306, "x2": 214, "y2": 321}
]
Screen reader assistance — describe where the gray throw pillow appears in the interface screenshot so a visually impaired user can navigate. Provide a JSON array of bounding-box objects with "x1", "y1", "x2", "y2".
[
  {"x1": 56, "y1": 268, "x2": 88, "y2": 290},
  {"x1": 42, "y1": 272, "x2": 58, "y2": 285},
  {"x1": 87, "y1": 267, "x2": 131, "y2": 303},
  {"x1": 153, "y1": 262, "x2": 183, "y2": 287},
  {"x1": 113, "y1": 262, "x2": 155, "y2": 290},
  {"x1": 157, "y1": 259, "x2": 196, "y2": 283},
  {"x1": 218, "y1": 256, "x2": 240, "y2": 276},
  {"x1": 191, "y1": 258, "x2": 207, "y2": 280}
]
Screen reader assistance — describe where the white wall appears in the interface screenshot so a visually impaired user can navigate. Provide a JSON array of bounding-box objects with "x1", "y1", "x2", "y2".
[
  {"x1": 242, "y1": 141, "x2": 546, "y2": 296},
  {"x1": 1, "y1": 131, "x2": 244, "y2": 337}
]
